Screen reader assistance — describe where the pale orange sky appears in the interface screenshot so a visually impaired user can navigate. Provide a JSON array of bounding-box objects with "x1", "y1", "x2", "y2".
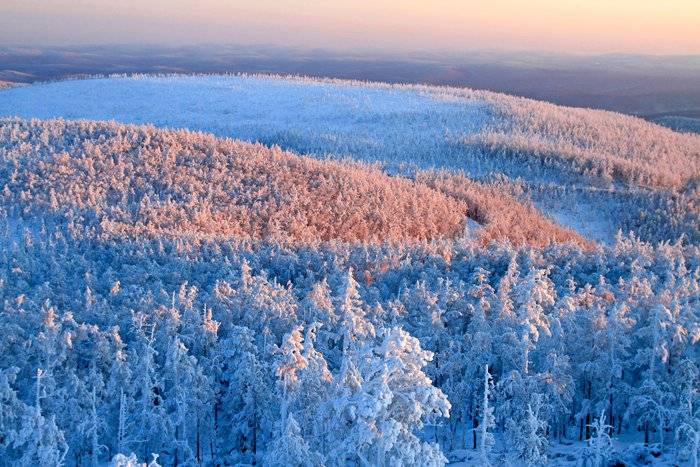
[{"x1": 1, "y1": 0, "x2": 699, "y2": 54}]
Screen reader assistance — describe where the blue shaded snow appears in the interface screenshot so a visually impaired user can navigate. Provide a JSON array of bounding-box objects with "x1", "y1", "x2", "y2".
[{"x1": 0, "y1": 75, "x2": 489, "y2": 171}]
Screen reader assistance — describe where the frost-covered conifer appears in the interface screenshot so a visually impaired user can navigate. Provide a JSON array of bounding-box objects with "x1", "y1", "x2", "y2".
[
  {"x1": 218, "y1": 325, "x2": 269, "y2": 464},
  {"x1": 512, "y1": 268, "x2": 555, "y2": 375},
  {"x1": 162, "y1": 335, "x2": 198, "y2": 465},
  {"x1": 326, "y1": 327, "x2": 450, "y2": 466},
  {"x1": 335, "y1": 268, "x2": 374, "y2": 353},
  {"x1": 263, "y1": 414, "x2": 324, "y2": 467},
  {"x1": 581, "y1": 410, "x2": 614, "y2": 467},
  {"x1": 677, "y1": 418, "x2": 700, "y2": 467},
  {"x1": 12, "y1": 369, "x2": 68, "y2": 467},
  {"x1": 507, "y1": 394, "x2": 549, "y2": 466},
  {"x1": 127, "y1": 315, "x2": 171, "y2": 461},
  {"x1": 478, "y1": 365, "x2": 495, "y2": 466},
  {"x1": 0, "y1": 368, "x2": 28, "y2": 460}
]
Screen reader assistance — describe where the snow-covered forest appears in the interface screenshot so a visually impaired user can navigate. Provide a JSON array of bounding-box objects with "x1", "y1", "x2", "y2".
[{"x1": 0, "y1": 76, "x2": 698, "y2": 466}]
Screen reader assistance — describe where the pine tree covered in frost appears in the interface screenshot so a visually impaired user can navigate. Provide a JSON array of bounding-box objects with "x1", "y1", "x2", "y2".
[
  {"x1": 12, "y1": 369, "x2": 68, "y2": 466},
  {"x1": 263, "y1": 414, "x2": 324, "y2": 467},
  {"x1": 677, "y1": 418, "x2": 700, "y2": 467},
  {"x1": 324, "y1": 327, "x2": 450, "y2": 466},
  {"x1": 478, "y1": 365, "x2": 495, "y2": 466},
  {"x1": 507, "y1": 394, "x2": 549, "y2": 466},
  {"x1": 580, "y1": 410, "x2": 614, "y2": 467}
]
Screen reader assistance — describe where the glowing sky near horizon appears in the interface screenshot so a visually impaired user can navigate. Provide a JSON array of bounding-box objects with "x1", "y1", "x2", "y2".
[{"x1": 1, "y1": 0, "x2": 699, "y2": 54}]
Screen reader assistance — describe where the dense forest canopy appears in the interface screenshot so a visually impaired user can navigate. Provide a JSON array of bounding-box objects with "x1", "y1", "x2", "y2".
[{"x1": 0, "y1": 118, "x2": 586, "y2": 248}]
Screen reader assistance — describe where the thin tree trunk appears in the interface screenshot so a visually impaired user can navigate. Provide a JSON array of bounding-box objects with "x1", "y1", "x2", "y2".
[
  {"x1": 464, "y1": 409, "x2": 469, "y2": 449},
  {"x1": 196, "y1": 416, "x2": 201, "y2": 465},
  {"x1": 609, "y1": 392, "x2": 614, "y2": 435},
  {"x1": 644, "y1": 421, "x2": 649, "y2": 446},
  {"x1": 214, "y1": 400, "x2": 220, "y2": 460},
  {"x1": 585, "y1": 413, "x2": 591, "y2": 440},
  {"x1": 579, "y1": 417, "x2": 584, "y2": 441},
  {"x1": 174, "y1": 424, "x2": 179, "y2": 466},
  {"x1": 252, "y1": 406, "x2": 258, "y2": 466},
  {"x1": 557, "y1": 419, "x2": 561, "y2": 442},
  {"x1": 585, "y1": 380, "x2": 592, "y2": 440},
  {"x1": 210, "y1": 401, "x2": 218, "y2": 462}
]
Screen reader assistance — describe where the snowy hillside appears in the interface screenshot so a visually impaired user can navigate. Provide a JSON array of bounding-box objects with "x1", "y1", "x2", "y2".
[
  {"x1": 0, "y1": 75, "x2": 489, "y2": 170},
  {"x1": 654, "y1": 116, "x2": 700, "y2": 134},
  {"x1": 0, "y1": 118, "x2": 469, "y2": 244},
  {"x1": 0, "y1": 76, "x2": 698, "y2": 467},
  {"x1": 0, "y1": 74, "x2": 697, "y2": 244}
]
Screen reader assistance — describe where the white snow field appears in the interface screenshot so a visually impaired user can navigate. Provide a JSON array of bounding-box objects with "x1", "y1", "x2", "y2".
[{"x1": 0, "y1": 74, "x2": 489, "y2": 171}]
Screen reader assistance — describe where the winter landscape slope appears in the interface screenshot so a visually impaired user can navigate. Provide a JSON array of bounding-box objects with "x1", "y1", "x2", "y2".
[
  {"x1": 0, "y1": 118, "x2": 468, "y2": 243},
  {"x1": 653, "y1": 115, "x2": 700, "y2": 134},
  {"x1": 1, "y1": 75, "x2": 697, "y2": 189},
  {"x1": 0, "y1": 118, "x2": 584, "y2": 247},
  {"x1": 0, "y1": 74, "x2": 697, "y2": 244},
  {"x1": 0, "y1": 76, "x2": 698, "y2": 467}
]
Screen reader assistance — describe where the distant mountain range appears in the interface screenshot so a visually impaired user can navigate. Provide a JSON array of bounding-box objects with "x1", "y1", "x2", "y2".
[{"x1": 1, "y1": 44, "x2": 699, "y2": 122}]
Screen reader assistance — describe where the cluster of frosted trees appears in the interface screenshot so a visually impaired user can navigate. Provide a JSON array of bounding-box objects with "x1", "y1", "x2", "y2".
[
  {"x1": 0, "y1": 118, "x2": 470, "y2": 243},
  {"x1": 654, "y1": 116, "x2": 700, "y2": 135},
  {"x1": 0, "y1": 118, "x2": 585, "y2": 247},
  {"x1": 458, "y1": 85, "x2": 700, "y2": 191},
  {"x1": 0, "y1": 217, "x2": 697, "y2": 465},
  {"x1": 89, "y1": 73, "x2": 696, "y2": 193}
]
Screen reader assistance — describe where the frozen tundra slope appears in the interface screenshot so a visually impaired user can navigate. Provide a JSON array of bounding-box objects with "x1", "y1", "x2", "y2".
[{"x1": 0, "y1": 74, "x2": 698, "y2": 243}]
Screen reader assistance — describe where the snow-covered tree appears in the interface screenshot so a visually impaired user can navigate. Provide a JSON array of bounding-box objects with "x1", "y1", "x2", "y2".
[
  {"x1": 218, "y1": 325, "x2": 270, "y2": 464},
  {"x1": 581, "y1": 410, "x2": 614, "y2": 467},
  {"x1": 677, "y1": 418, "x2": 700, "y2": 467},
  {"x1": 511, "y1": 268, "x2": 555, "y2": 375},
  {"x1": 478, "y1": 365, "x2": 495, "y2": 466},
  {"x1": 335, "y1": 268, "x2": 374, "y2": 353},
  {"x1": 0, "y1": 368, "x2": 29, "y2": 460},
  {"x1": 12, "y1": 369, "x2": 69, "y2": 467},
  {"x1": 263, "y1": 414, "x2": 324, "y2": 467},
  {"x1": 325, "y1": 327, "x2": 450, "y2": 466},
  {"x1": 127, "y1": 314, "x2": 171, "y2": 461},
  {"x1": 507, "y1": 394, "x2": 549, "y2": 466}
]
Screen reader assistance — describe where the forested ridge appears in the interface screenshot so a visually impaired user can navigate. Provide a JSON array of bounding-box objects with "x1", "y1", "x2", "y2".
[{"x1": 0, "y1": 118, "x2": 585, "y2": 247}]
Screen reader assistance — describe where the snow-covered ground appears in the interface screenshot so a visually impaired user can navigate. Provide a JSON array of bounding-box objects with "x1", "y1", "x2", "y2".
[
  {"x1": 0, "y1": 75, "x2": 488, "y2": 171},
  {"x1": 448, "y1": 434, "x2": 683, "y2": 466}
]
